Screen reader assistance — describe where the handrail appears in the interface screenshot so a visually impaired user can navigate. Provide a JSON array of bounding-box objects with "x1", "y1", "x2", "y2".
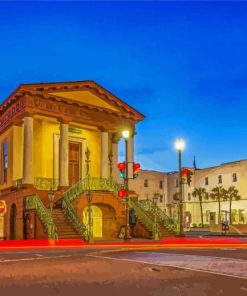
[
  {"x1": 128, "y1": 198, "x2": 160, "y2": 237},
  {"x1": 139, "y1": 199, "x2": 177, "y2": 233},
  {"x1": 62, "y1": 177, "x2": 120, "y2": 203},
  {"x1": 62, "y1": 198, "x2": 89, "y2": 241},
  {"x1": 25, "y1": 194, "x2": 58, "y2": 240},
  {"x1": 62, "y1": 177, "x2": 121, "y2": 240},
  {"x1": 34, "y1": 177, "x2": 59, "y2": 190}
]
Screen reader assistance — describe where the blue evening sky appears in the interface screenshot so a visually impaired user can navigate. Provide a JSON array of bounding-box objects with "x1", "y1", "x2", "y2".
[{"x1": 1, "y1": 1, "x2": 247, "y2": 172}]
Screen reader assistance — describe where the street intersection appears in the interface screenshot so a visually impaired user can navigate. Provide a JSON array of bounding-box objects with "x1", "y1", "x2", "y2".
[{"x1": 0, "y1": 241, "x2": 247, "y2": 296}]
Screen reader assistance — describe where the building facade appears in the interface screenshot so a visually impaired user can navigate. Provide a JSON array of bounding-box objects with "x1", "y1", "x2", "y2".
[
  {"x1": 131, "y1": 160, "x2": 247, "y2": 228},
  {"x1": 130, "y1": 170, "x2": 168, "y2": 211},
  {"x1": 0, "y1": 80, "x2": 144, "y2": 240}
]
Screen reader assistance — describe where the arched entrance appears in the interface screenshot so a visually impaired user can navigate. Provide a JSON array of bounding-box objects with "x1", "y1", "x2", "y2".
[
  {"x1": 83, "y1": 205, "x2": 103, "y2": 238},
  {"x1": 10, "y1": 204, "x2": 17, "y2": 240}
]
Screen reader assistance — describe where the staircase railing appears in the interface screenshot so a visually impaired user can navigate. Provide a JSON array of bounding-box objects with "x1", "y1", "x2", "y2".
[
  {"x1": 62, "y1": 177, "x2": 121, "y2": 240},
  {"x1": 62, "y1": 177, "x2": 120, "y2": 204},
  {"x1": 128, "y1": 198, "x2": 160, "y2": 237},
  {"x1": 25, "y1": 194, "x2": 58, "y2": 239},
  {"x1": 62, "y1": 197, "x2": 89, "y2": 241},
  {"x1": 139, "y1": 199, "x2": 178, "y2": 233}
]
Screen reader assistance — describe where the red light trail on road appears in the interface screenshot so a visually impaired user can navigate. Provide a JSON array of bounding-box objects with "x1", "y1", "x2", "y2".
[{"x1": 0, "y1": 237, "x2": 246, "y2": 251}]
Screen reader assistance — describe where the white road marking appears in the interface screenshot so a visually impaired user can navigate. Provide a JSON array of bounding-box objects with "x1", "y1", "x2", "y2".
[
  {"x1": 87, "y1": 252, "x2": 247, "y2": 280},
  {"x1": 0, "y1": 254, "x2": 71, "y2": 263},
  {"x1": 135, "y1": 251, "x2": 247, "y2": 262}
]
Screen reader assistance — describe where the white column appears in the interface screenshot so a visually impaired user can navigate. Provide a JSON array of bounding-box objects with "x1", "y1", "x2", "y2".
[
  {"x1": 23, "y1": 117, "x2": 34, "y2": 184},
  {"x1": 112, "y1": 133, "x2": 119, "y2": 182},
  {"x1": 53, "y1": 134, "x2": 59, "y2": 184},
  {"x1": 81, "y1": 139, "x2": 87, "y2": 179},
  {"x1": 127, "y1": 135, "x2": 134, "y2": 179},
  {"x1": 59, "y1": 123, "x2": 69, "y2": 187},
  {"x1": 101, "y1": 130, "x2": 108, "y2": 178}
]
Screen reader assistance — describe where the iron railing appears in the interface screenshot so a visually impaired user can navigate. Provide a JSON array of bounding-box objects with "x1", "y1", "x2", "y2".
[
  {"x1": 25, "y1": 194, "x2": 58, "y2": 239},
  {"x1": 139, "y1": 199, "x2": 177, "y2": 233},
  {"x1": 128, "y1": 198, "x2": 160, "y2": 237},
  {"x1": 62, "y1": 177, "x2": 120, "y2": 240}
]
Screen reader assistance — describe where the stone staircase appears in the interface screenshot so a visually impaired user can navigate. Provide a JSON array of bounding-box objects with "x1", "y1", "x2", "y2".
[
  {"x1": 158, "y1": 220, "x2": 176, "y2": 237},
  {"x1": 52, "y1": 208, "x2": 82, "y2": 239},
  {"x1": 130, "y1": 199, "x2": 177, "y2": 239},
  {"x1": 147, "y1": 211, "x2": 176, "y2": 238},
  {"x1": 136, "y1": 211, "x2": 176, "y2": 238}
]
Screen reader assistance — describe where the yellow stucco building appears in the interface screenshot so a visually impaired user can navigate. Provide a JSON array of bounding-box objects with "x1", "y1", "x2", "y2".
[{"x1": 0, "y1": 80, "x2": 147, "y2": 240}]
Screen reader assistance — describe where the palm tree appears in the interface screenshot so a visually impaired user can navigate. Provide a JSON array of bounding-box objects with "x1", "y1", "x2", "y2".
[
  {"x1": 226, "y1": 186, "x2": 241, "y2": 224},
  {"x1": 210, "y1": 186, "x2": 228, "y2": 224},
  {"x1": 192, "y1": 187, "x2": 208, "y2": 227}
]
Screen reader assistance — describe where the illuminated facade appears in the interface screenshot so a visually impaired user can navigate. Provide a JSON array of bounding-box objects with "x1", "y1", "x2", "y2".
[
  {"x1": 131, "y1": 160, "x2": 247, "y2": 230},
  {"x1": 0, "y1": 81, "x2": 144, "y2": 240}
]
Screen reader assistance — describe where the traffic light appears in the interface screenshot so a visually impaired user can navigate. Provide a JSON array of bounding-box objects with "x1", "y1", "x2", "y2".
[
  {"x1": 181, "y1": 168, "x2": 188, "y2": 184},
  {"x1": 187, "y1": 170, "x2": 193, "y2": 186},
  {"x1": 117, "y1": 162, "x2": 126, "y2": 178},
  {"x1": 133, "y1": 163, "x2": 141, "y2": 179},
  {"x1": 118, "y1": 189, "x2": 127, "y2": 198}
]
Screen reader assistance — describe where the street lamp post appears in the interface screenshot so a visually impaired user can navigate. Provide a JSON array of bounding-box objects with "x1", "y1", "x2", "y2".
[
  {"x1": 48, "y1": 187, "x2": 55, "y2": 215},
  {"x1": 175, "y1": 138, "x2": 185, "y2": 237},
  {"x1": 108, "y1": 151, "x2": 113, "y2": 179},
  {"x1": 85, "y1": 148, "x2": 91, "y2": 178},
  {"x1": 152, "y1": 192, "x2": 159, "y2": 241},
  {"x1": 87, "y1": 190, "x2": 94, "y2": 243},
  {"x1": 122, "y1": 130, "x2": 131, "y2": 241},
  {"x1": 85, "y1": 147, "x2": 94, "y2": 243}
]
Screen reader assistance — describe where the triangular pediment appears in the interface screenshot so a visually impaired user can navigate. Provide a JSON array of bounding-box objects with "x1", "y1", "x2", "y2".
[
  {"x1": 47, "y1": 90, "x2": 120, "y2": 113},
  {"x1": 2, "y1": 81, "x2": 144, "y2": 122}
]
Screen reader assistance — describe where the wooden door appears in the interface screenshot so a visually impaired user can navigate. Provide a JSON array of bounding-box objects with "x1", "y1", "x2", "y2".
[{"x1": 69, "y1": 142, "x2": 80, "y2": 186}]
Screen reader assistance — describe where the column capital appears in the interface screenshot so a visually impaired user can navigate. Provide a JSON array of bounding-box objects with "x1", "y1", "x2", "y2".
[
  {"x1": 12, "y1": 118, "x2": 23, "y2": 126},
  {"x1": 128, "y1": 126, "x2": 137, "y2": 137},
  {"x1": 98, "y1": 126, "x2": 108, "y2": 133},
  {"x1": 111, "y1": 132, "x2": 121, "y2": 144},
  {"x1": 23, "y1": 113, "x2": 34, "y2": 119},
  {"x1": 58, "y1": 117, "x2": 70, "y2": 125}
]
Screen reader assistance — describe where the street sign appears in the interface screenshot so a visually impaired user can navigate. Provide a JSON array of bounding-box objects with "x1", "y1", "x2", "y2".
[{"x1": 0, "y1": 200, "x2": 7, "y2": 217}]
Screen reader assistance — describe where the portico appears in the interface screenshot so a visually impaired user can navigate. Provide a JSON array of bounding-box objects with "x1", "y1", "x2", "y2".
[{"x1": 0, "y1": 80, "x2": 144, "y2": 240}]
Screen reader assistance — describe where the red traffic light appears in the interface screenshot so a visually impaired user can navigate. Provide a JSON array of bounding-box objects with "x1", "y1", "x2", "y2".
[
  {"x1": 117, "y1": 162, "x2": 126, "y2": 170},
  {"x1": 133, "y1": 163, "x2": 141, "y2": 170},
  {"x1": 181, "y1": 168, "x2": 189, "y2": 177},
  {"x1": 118, "y1": 189, "x2": 127, "y2": 198}
]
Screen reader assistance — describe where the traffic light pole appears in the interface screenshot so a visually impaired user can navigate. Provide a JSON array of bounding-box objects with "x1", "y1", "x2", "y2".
[
  {"x1": 178, "y1": 149, "x2": 184, "y2": 237},
  {"x1": 124, "y1": 138, "x2": 131, "y2": 241}
]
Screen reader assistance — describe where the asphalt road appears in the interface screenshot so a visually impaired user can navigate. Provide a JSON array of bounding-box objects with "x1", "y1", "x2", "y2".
[{"x1": 0, "y1": 247, "x2": 246, "y2": 296}]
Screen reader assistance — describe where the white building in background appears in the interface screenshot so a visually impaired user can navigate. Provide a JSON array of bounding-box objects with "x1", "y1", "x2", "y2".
[
  {"x1": 130, "y1": 159, "x2": 247, "y2": 226},
  {"x1": 131, "y1": 170, "x2": 168, "y2": 211}
]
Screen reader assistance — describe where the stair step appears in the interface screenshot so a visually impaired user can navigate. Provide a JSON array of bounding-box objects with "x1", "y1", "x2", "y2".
[
  {"x1": 50, "y1": 208, "x2": 84, "y2": 239},
  {"x1": 57, "y1": 231, "x2": 78, "y2": 235},
  {"x1": 58, "y1": 235, "x2": 82, "y2": 239}
]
